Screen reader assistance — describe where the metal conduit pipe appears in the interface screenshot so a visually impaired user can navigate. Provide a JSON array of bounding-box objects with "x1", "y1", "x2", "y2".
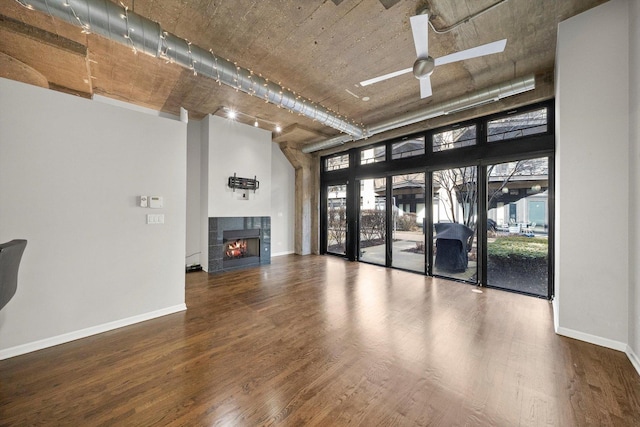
[
  {"x1": 301, "y1": 74, "x2": 536, "y2": 153},
  {"x1": 17, "y1": 0, "x2": 364, "y2": 138}
]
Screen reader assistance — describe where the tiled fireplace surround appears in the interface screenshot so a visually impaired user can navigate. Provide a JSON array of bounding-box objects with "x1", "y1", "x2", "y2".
[{"x1": 208, "y1": 216, "x2": 271, "y2": 273}]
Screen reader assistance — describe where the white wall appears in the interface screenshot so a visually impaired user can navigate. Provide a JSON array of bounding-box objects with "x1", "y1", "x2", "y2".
[
  {"x1": 207, "y1": 115, "x2": 272, "y2": 217},
  {"x1": 183, "y1": 115, "x2": 296, "y2": 268},
  {"x1": 0, "y1": 78, "x2": 187, "y2": 359},
  {"x1": 629, "y1": 0, "x2": 640, "y2": 371},
  {"x1": 555, "y1": 0, "x2": 630, "y2": 349},
  {"x1": 271, "y1": 143, "x2": 296, "y2": 256}
]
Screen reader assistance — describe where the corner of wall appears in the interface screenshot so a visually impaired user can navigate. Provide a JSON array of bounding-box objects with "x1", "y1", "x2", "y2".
[
  {"x1": 200, "y1": 116, "x2": 210, "y2": 271},
  {"x1": 628, "y1": 0, "x2": 640, "y2": 366},
  {"x1": 186, "y1": 119, "x2": 203, "y2": 268},
  {"x1": 627, "y1": 345, "x2": 640, "y2": 377},
  {"x1": 270, "y1": 142, "x2": 295, "y2": 256}
]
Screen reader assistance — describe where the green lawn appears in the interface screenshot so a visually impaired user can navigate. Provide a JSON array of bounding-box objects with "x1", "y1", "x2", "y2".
[{"x1": 488, "y1": 235, "x2": 548, "y2": 259}]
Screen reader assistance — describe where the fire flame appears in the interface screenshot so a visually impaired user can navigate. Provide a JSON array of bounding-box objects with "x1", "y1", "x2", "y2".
[{"x1": 226, "y1": 239, "x2": 247, "y2": 258}]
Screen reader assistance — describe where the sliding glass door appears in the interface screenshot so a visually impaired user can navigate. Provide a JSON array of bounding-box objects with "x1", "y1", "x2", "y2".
[
  {"x1": 358, "y1": 178, "x2": 386, "y2": 265},
  {"x1": 391, "y1": 173, "x2": 426, "y2": 273},
  {"x1": 431, "y1": 166, "x2": 478, "y2": 282},
  {"x1": 326, "y1": 183, "x2": 348, "y2": 256}
]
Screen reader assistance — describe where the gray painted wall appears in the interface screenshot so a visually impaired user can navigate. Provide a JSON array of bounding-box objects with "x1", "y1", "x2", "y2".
[
  {"x1": 0, "y1": 78, "x2": 187, "y2": 358},
  {"x1": 556, "y1": 0, "x2": 639, "y2": 373}
]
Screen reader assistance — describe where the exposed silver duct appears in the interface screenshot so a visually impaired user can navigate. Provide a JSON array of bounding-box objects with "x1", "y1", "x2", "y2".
[
  {"x1": 16, "y1": 0, "x2": 364, "y2": 138},
  {"x1": 301, "y1": 74, "x2": 536, "y2": 153}
]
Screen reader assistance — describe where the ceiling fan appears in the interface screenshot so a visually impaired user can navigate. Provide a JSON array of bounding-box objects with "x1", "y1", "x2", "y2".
[{"x1": 359, "y1": 10, "x2": 507, "y2": 99}]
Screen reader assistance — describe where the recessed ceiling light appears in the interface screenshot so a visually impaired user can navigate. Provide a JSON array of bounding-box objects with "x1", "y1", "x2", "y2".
[
  {"x1": 362, "y1": 96, "x2": 370, "y2": 102},
  {"x1": 227, "y1": 110, "x2": 237, "y2": 119}
]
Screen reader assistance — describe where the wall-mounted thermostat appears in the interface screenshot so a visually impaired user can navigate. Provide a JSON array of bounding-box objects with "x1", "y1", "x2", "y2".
[{"x1": 149, "y1": 196, "x2": 163, "y2": 209}]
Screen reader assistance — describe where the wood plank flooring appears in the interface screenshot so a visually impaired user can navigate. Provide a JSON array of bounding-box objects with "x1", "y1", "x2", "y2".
[{"x1": 1, "y1": 254, "x2": 639, "y2": 426}]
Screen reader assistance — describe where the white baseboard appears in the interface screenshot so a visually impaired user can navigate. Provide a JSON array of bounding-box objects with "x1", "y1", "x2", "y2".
[
  {"x1": 627, "y1": 346, "x2": 640, "y2": 377},
  {"x1": 271, "y1": 251, "x2": 295, "y2": 257},
  {"x1": 0, "y1": 304, "x2": 187, "y2": 360},
  {"x1": 555, "y1": 326, "x2": 627, "y2": 352},
  {"x1": 552, "y1": 301, "x2": 638, "y2": 376}
]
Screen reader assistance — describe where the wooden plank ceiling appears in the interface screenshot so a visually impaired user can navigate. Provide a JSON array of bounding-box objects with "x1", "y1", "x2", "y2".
[{"x1": 0, "y1": 0, "x2": 607, "y2": 149}]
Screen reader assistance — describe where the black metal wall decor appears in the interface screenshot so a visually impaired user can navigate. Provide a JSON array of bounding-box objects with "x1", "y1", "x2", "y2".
[{"x1": 228, "y1": 173, "x2": 259, "y2": 192}]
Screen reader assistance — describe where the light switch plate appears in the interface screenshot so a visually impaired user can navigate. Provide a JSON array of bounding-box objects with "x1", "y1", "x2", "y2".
[{"x1": 146, "y1": 214, "x2": 165, "y2": 224}]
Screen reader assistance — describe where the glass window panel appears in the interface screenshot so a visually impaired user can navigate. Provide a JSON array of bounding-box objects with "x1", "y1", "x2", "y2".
[
  {"x1": 432, "y1": 125, "x2": 476, "y2": 152},
  {"x1": 487, "y1": 157, "x2": 549, "y2": 296},
  {"x1": 392, "y1": 173, "x2": 425, "y2": 273},
  {"x1": 392, "y1": 136, "x2": 425, "y2": 159},
  {"x1": 488, "y1": 107, "x2": 548, "y2": 142},
  {"x1": 360, "y1": 146, "x2": 386, "y2": 165},
  {"x1": 359, "y1": 178, "x2": 386, "y2": 265},
  {"x1": 325, "y1": 154, "x2": 349, "y2": 171}
]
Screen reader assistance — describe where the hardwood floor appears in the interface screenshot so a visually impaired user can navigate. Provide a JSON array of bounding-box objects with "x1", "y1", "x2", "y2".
[{"x1": 1, "y1": 254, "x2": 639, "y2": 426}]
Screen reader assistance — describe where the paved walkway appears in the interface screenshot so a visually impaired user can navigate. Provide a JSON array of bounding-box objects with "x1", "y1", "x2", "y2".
[{"x1": 361, "y1": 235, "x2": 477, "y2": 281}]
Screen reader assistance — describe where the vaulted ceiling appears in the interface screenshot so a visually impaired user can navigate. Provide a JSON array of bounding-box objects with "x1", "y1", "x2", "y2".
[{"x1": 0, "y1": 0, "x2": 607, "y2": 151}]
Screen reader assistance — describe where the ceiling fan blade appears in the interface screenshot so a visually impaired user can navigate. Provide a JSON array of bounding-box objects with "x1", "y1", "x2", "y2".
[
  {"x1": 420, "y1": 76, "x2": 432, "y2": 99},
  {"x1": 434, "y1": 39, "x2": 507, "y2": 67},
  {"x1": 410, "y1": 14, "x2": 429, "y2": 58},
  {"x1": 359, "y1": 67, "x2": 412, "y2": 86}
]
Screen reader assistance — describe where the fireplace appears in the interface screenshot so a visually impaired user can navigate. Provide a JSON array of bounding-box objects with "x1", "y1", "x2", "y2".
[
  {"x1": 209, "y1": 216, "x2": 270, "y2": 273},
  {"x1": 223, "y1": 229, "x2": 260, "y2": 268}
]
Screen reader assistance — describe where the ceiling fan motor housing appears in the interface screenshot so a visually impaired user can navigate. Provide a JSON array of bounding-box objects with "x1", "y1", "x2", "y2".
[{"x1": 413, "y1": 57, "x2": 435, "y2": 79}]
